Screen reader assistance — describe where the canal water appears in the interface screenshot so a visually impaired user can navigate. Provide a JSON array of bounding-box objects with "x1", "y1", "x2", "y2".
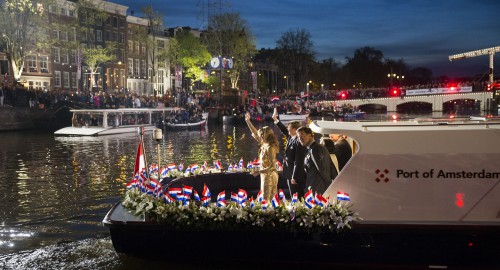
[{"x1": 0, "y1": 122, "x2": 272, "y2": 269}]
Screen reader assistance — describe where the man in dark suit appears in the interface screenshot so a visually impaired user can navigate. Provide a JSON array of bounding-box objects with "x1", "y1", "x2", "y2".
[
  {"x1": 330, "y1": 134, "x2": 352, "y2": 171},
  {"x1": 297, "y1": 127, "x2": 337, "y2": 195},
  {"x1": 272, "y1": 109, "x2": 307, "y2": 198}
]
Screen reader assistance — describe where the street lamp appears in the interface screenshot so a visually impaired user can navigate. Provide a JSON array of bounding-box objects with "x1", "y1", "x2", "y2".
[
  {"x1": 387, "y1": 73, "x2": 397, "y2": 88},
  {"x1": 153, "y1": 128, "x2": 163, "y2": 170},
  {"x1": 283, "y1": 75, "x2": 289, "y2": 94}
]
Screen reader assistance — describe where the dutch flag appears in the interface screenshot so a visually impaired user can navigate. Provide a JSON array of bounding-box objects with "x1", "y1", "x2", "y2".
[
  {"x1": 168, "y1": 187, "x2": 182, "y2": 198},
  {"x1": 271, "y1": 194, "x2": 280, "y2": 208},
  {"x1": 201, "y1": 196, "x2": 211, "y2": 206},
  {"x1": 256, "y1": 190, "x2": 264, "y2": 202},
  {"x1": 163, "y1": 192, "x2": 175, "y2": 204},
  {"x1": 217, "y1": 190, "x2": 225, "y2": 202},
  {"x1": 261, "y1": 200, "x2": 269, "y2": 210},
  {"x1": 183, "y1": 185, "x2": 193, "y2": 196},
  {"x1": 249, "y1": 197, "x2": 255, "y2": 209},
  {"x1": 160, "y1": 166, "x2": 168, "y2": 177},
  {"x1": 167, "y1": 163, "x2": 176, "y2": 171},
  {"x1": 230, "y1": 192, "x2": 239, "y2": 203},
  {"x1": 291, "y1": 192, "x2": 298, "y2": 204},
  {"x1": 337, "y1": 191, "x2": 350, "y2": 201},
  {"x1": 315, "y1": 193, "x2": 328, "y2": 207},
  {"x1": 202, "y1": 183, "x2": 211, "y2": 197},
  {"x1": 304, "y1": 189, "x2": 314, "y2": 202},
  {"x1": 305, "y1": 199, "x2": 315, "y2": 209}
]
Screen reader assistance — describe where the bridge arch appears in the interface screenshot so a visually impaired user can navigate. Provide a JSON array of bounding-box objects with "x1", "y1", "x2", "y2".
[{"x1": 320, "y1": 92, "x2": 492, "y2": 112}]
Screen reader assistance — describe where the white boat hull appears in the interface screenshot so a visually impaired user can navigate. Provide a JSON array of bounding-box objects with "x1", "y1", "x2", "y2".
[
  {"x1": 54, "y1": 125, "x2": 156, "y2": 136},
  {"x1": 279, "y1": 113, "x2": 309, "y2": 122},
  {"x1": 165, "y1": 119, "x2": 207, "y2": 130},
  {"x1": 310, "y1": 119, "x2": 500, "y2": 226}
]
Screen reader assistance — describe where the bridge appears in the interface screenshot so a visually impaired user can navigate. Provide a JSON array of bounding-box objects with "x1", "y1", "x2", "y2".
[{"x1": 319, "y1": 91, "x2": 495, "y2": 112}]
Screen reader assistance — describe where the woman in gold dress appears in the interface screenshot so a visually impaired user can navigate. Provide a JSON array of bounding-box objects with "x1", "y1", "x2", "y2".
[{"x1": 245, "y1": 112, "x2": 279, "y2": 201}]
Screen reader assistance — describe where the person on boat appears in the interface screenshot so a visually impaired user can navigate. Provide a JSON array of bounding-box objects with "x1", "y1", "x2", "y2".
[
  {"x1": 320, "y1": 136, "x2": 339, "y2": 174},
  {"x1": 329, "y1": 134, "x2": 352, "y2": 171},
  {"x1": 245, "y1": 112, "x2": 279, "y2": 201},
  {"x1": 297, "y1": 127, "x2": 337, "y2": 195},
  {"x1": 272, "y1": 109, "x2": 307, "y2": 198}
]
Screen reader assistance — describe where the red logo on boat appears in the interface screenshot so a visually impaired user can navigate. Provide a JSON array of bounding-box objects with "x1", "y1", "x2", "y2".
[{"x1": 375, "y1": 169, "x2": 390, "y2": 182}]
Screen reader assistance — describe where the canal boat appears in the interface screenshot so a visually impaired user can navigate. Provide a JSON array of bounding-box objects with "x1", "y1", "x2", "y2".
[
  {"x1": 54, "y1": 108, "x2": 180, "y2": 136},
  {"x1": 342, "y1": 110, "x2": 365, "y2": 120},
  {"x1": 102, "y1": 117, "x2": 500, "y2": 267},
  {"x1": 164, "y1": 109, "x2": 208, "y2": 130}
]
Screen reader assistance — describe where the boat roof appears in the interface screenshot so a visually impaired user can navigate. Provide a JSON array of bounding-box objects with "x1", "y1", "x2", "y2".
[
  {"x1": 310, "y1": 117, "x2": 500, "y2": 134},
  {"x1": 70, "y1": 107, "x2": 183, "y2": 114}
]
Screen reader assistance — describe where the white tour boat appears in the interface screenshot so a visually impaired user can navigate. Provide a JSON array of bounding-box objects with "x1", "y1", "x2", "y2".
[{"x1": 54, "y1": 108, "x2": 180, "y2": 136}]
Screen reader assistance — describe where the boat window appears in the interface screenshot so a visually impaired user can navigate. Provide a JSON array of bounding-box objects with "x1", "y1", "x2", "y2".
[{"x1": 73, "y1": 113, "x2": 102, "y2": 127}]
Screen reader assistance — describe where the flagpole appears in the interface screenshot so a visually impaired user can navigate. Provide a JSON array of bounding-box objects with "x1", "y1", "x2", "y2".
[{"x1": 139, "y1": 126, "x2": 150, "y2": 182}]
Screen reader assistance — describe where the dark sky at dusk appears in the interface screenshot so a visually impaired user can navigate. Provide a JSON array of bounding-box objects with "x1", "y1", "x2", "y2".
[{"x1": 117, "y1": 0, "x2": 500, "y2": 78}]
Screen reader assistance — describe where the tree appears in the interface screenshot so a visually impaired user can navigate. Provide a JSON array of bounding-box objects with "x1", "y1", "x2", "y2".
[
  {"x1": 204, "y1": 12, "x2": 256, "y2": 90},
  {"x1": 168, "y1": 29, "x2": 211, "y2": 89},
  {"x1": 344, "y1": 47, "x2": 385, "y2": 88},
  {"x1": 275, "y1": 28, "x2": 315, "y2": 93},
  {"x1": 0, "y1": 0, "x2": 49, "y2": 83}
]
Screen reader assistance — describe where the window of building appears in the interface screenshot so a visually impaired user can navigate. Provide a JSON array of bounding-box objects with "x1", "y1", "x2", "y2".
[
  {"x1": 141, "y1": 60, "x2": 146, "y2": 77},
  {"x1": 53, "y1": 48, "x2": 60, "y2": 63},
  {"x1": 40, "y1": 56, "x2": 49, "y2": 73},
  {"x1": 157, "y1": 39, "x2": 165, "y2": 48},
  {"x1": 61, "y1": 49, "x2": 69, "y2": 64},
  {"x1": 27, "y1": 55, "x2": 37, "y2": 72},
  {"x1": 55, "y1": 71, "x2": 61, "y2": 87},
  {"x1": 134, "y1": 59, "x2": 139, "y2": 76},
  {"x1": 52, "y1": 30, "x2": 59, "y2": 40},
  {"x1": 128, "y1": 40, "x2": 133, "y2": 51},
  {"x1": 97, "y1": 30, "x2": 102, "y2": 42},
  {"x1": 71, "y1": 72, "x2": 77, "y2": 88},
  {"x1": 158, "y1": 69, "x2": 164, "y2": 95},
  {"x1": 120, "y1": 33, "x2": 125, "y2": 43},
  {"x1": 61, "y1": 31, "x2": 68, "y2": 41},
  {"x1": 128, "y1": 59, "x2": 133, "y2": 76},
  {"x1": 135, "y1": 42, "x2": 139, "y2": 54},
  {"x1": 120, "y1": 69, "x2": 125, "y2": 87},
  {"x1": 141, "y1": 44, "x2": 146, "y2": 55},
  {"x1": 70, "y1": 50, "x2": 77, "y2": 64},
  {"x1": 63, "y1": 71, "x2": 70, "y2": 88}
]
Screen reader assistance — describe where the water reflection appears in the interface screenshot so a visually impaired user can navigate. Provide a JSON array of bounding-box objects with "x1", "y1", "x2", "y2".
[{"x1": 0, "y1": 125, "x2": 268, "y2": 257}]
